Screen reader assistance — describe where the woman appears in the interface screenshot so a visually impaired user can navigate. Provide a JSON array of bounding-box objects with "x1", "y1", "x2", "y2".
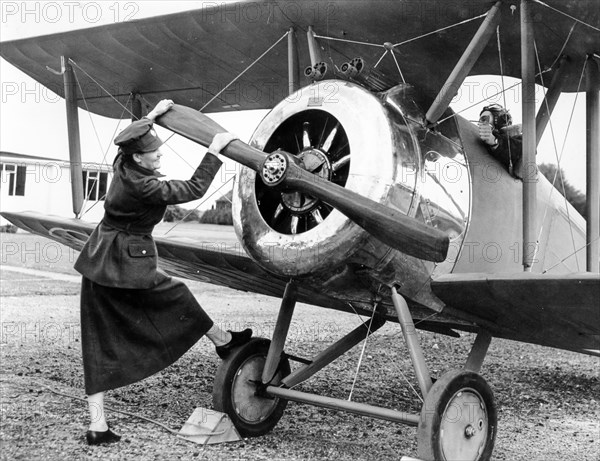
[{"x1": 74, "y1": 99, "x2": 251, "y2": 445}]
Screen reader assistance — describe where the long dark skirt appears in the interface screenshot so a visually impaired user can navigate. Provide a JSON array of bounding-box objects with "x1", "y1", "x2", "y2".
[{"x1": 80, "y1": 276, "x2": 214, "y2": 394}]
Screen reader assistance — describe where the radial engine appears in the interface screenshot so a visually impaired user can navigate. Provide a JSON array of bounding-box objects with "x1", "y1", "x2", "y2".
[{"x1": 232, "y1": 81, "x2": 470, "y2": 308}]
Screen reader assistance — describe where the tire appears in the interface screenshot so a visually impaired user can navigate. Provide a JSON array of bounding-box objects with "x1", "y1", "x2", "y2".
[
  {"x1": 417, "y1": 369, "x2": 497, "y2": 461},
  {"x1": 212, "y1": 338, "x2": 290, "y2": 437}
]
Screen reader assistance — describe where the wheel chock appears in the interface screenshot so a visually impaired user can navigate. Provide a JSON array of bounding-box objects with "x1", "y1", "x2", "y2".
[{"x1": 177, "y1": 407, "x2": 242, "y2": 445}]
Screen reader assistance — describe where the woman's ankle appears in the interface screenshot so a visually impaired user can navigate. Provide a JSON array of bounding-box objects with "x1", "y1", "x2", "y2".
[{"x1": 88, "y1": 421, "x2": 108, "y2": 432}]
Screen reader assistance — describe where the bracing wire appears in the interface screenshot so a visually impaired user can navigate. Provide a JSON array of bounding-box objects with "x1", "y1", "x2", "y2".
[
  {"x1": 76, "y1": 94, "x2": 130, "y2": 219},
  {"x1": 151, "y1": 31, "x2": 290, "y2": 233},
  {"x1": 548, "y1": 22, "x2": 577, "y2": 72},
  {"x1": 532, "y1": 0, "x2": 600, "y2": 32},
  {"x1": 347, "y1": 304, "x2": 378, "y2": 402},
  {"x1": 345, "y1": 299, "x2": 424, "y2": 404},
  {"x1": 392, "y1": 13, "x2": 487, "y2": 48},
  {"x1": 495, "y1": 25, "x2": 513, "y2": 173},
  {"x1": 200, "y1": 31, "x2": 290, "y2": 111},
  {"x1": 69, "y1": 58, "x2": 238, "y2": 173},
  {"x1": 542, "y1": 237, "x2": 600, "y2": 273},
  {"x1": 317, "y1": 11, "x2": 487, "y2": 74},
  {"x1": 67, "y1": 59, "x2": 214, "y2": 226},
  {"x1": 531, "y1": 40, "x2": 583, "y2": 271},
  {"x1": 557, "y1": 62, "x2": 588, "y2": 161},
  {"x1": 374, "y1": 50, "x2": 388, "y2": 69},
  {"x1": 436, "y1": 81, "x2": 523, "y2": 125},
  {"x1": 538, "y1": 59, "x2": 588, "y2": 273},
  {"x1": 78, "y1": 80, "x2": 130, "y2": 170},
  {"x1": 71, "y1": 67, "x2": 112, "y2": 168},
  {"x1": 314, "y1": 11, "x2": 486, "y2": 52},
  {"x1": 69, "y1": 67, "x2": 125, "y2": 218},
  {"x1": 394, "y1": 361, "x2": 425, "y2": 404},
  {"x1": 313, "y1": 34, "x2": 384, "y2": 48},
  {"x1": 390, "y1": 50, "x2": 407, "y2": 84},
  {"x1": 161, "y1": 176, "x2": 236, "y2": 236},
  {"x1": 68, "y1": 59, "x2": 135, "y2": 118}
]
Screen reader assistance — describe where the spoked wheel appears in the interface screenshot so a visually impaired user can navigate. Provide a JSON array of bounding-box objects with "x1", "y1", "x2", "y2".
[
  {"x1": 212, "y1": 338, "x2": 291, "y2": 437},
  {"x1": 256, "y1": 110, "x2": 351, "y2": 235},
  {"x1": 417, "y1": 369, "x2": 497, "y2": 461}
]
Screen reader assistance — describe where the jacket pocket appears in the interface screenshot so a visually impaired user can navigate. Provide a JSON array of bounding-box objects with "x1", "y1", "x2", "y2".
[{"x1": 128, "y1": 242, "x2": 156, "y2": 258}]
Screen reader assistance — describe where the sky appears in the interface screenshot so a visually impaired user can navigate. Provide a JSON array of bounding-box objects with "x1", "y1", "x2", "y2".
[{"x1": 0, "y1": 1, "x2": 590, "y2": 214}]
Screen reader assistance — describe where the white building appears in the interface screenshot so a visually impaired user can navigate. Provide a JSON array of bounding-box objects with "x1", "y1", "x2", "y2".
[{"x1": 0, "y1": 151, "x2": 111, "y2": 226}]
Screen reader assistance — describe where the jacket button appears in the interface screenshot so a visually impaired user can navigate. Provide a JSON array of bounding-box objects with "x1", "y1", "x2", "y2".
[{"x1": 142, "y1": 250, "x2": 147, "y2": 255}]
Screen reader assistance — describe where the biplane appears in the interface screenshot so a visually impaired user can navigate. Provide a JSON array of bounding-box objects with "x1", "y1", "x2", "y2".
[{"x1": 1, "y1": 1, "x2": 599, "y2": 459}]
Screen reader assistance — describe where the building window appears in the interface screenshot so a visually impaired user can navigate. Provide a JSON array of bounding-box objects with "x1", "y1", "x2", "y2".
[
  {"x1": 82, "y1": 170, "x2": 108, "y2": 201},
  {"x1": 0, "y1": 163, "x2": 26, "y2": 196}
]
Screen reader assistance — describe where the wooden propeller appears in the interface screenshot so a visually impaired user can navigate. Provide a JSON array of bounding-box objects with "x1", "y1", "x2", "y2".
[{"x1": 156, "y1": 105, "x2": 449, "y2": 263}]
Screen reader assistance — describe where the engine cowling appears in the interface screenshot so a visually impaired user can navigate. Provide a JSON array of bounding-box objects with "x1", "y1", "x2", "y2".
[{"x1": 232, "y1": 81, "x2": 422, "y2": 276}]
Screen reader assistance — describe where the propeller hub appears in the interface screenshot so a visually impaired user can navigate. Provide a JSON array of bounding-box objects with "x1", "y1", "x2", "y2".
[
  {"x1": 281, "y1": 148, "x2": 332, "y2": 214},
  {"x1": 261, "y1": 151, "x2": 288, "y2": 186}
]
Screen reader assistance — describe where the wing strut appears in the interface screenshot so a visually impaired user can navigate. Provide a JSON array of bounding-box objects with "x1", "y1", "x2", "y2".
[
  {"x1": 391, "y1": 287, "x2": 432, "y2": 398},
  {"x1": 61, "y1": 56, "x2": 84, "y2": 218},
  {"x1": 306, "y1": 26, "x2": 322, "y2": 65},
  {"x1": 288, "y1": 27, "x2": 300, "y2": 95},
  {"x1": 131, "y1": 93, "x2": 143, "y2": 121},
  {"x1": 425, "y1": 1, "x2": 502, "y2": 125},
  {"x1": 521, "y1": 0, "x2": 538, "y2": 272},
  {"x1": 586, "y1": 56, "x2": 600, "y2": 272}
]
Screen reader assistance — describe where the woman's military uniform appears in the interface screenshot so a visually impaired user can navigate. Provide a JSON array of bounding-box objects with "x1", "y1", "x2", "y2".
[{"x1": 75, "y1": 118, "x2": 222, "y2": 394}]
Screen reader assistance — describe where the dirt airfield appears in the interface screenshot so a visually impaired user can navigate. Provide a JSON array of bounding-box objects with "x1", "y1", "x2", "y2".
[{"x1": 1, "y1": 230, "x2": 598, "y2": 460}]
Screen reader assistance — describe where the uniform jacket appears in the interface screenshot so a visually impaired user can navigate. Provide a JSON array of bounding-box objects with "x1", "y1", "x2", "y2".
[{"x1": 75, "y1": 152, "x2": 222, "y2": 289}]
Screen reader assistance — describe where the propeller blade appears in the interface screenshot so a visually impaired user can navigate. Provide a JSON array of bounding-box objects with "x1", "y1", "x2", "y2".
[
  {"x1": 281, "y1": 159, "x2": 448, "y2": 262},
  {"x1": 156, "y1": 105, "x2": 449, "y2": 262},
  {"x1": 157, "y1": 104, "x2": 265, "y2": 171}
]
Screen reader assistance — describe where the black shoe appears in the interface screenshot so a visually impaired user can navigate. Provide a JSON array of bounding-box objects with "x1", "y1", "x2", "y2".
[
  {"x1": 216, "y1": 329, "x2": 253, "y2": 359},
  {"x1": 85, "y1": 428, "x2": 121, "y2": 445}
]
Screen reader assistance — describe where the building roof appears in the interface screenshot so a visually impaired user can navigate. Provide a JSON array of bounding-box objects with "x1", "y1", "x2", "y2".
[
  {"x1": 0, "y1": 151, "x2": 112, "y2": 171},
  {"x1": 0, "y1": 151, "x2": 64, "y2": 163}
]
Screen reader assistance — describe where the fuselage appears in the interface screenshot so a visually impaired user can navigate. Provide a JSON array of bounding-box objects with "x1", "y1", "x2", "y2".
[{"x1": 232, "y1": 80, "x2": 586, "y2": 316}]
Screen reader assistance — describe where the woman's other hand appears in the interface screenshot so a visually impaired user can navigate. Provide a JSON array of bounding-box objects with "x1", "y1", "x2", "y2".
[
  {"x1": 208, "y1": 132, "x2": 239, "y2": 160},
  {"x1": 146, "y1": 99, "x2": 174, "y2": 121}
]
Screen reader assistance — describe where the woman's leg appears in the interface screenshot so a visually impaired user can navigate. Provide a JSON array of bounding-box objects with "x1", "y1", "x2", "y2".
[
  {"x1": 205, "y1": 324, "x2": 232, "y2": 346},
  {"x1": 87, "y1": 392, "x2": 108, "y2": 432},
  {"x1": 206, "y1": 324, "x2": 253, "y2": 359},
  {"x1": 85, "y1": 391, "x2": 120, "y2": 444}
]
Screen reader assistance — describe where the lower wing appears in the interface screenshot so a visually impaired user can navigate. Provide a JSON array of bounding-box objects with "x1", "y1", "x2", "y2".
[
  {"x1": 0, "y1": 211, "x2": 348, "y2": 311},
  {"x1": 431, "y1": 273, "x2": 600, "y2": 356}
]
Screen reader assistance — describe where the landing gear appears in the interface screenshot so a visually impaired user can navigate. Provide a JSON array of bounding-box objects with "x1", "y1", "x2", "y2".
[
  {"x1": 213, "y1": 338, "x2": 291, "y2": 437},
  {"x1": 417, "y1": 369, "x2": 497, "y2": 461}
]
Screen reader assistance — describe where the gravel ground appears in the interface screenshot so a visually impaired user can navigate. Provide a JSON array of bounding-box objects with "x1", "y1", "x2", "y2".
[{"x1": 1, "y1": 232, "x2": 599, "y2": 460}]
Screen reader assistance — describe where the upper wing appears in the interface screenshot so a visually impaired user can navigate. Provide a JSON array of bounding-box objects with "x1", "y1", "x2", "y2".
[
  {"x1": 1, "y1": 1, "x2": 597, "y2": 118},
  {"x1": 431, "y1": 273, "x2": 600, "y2": 356}
]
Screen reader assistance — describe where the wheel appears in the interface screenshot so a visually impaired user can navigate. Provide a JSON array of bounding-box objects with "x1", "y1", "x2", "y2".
[
  {"x1": 417, "y1": 369, "x2": 497, "y2": 461},
  {"x1": 212, "y1": 338, "x2": 290, "y2": 437}
]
